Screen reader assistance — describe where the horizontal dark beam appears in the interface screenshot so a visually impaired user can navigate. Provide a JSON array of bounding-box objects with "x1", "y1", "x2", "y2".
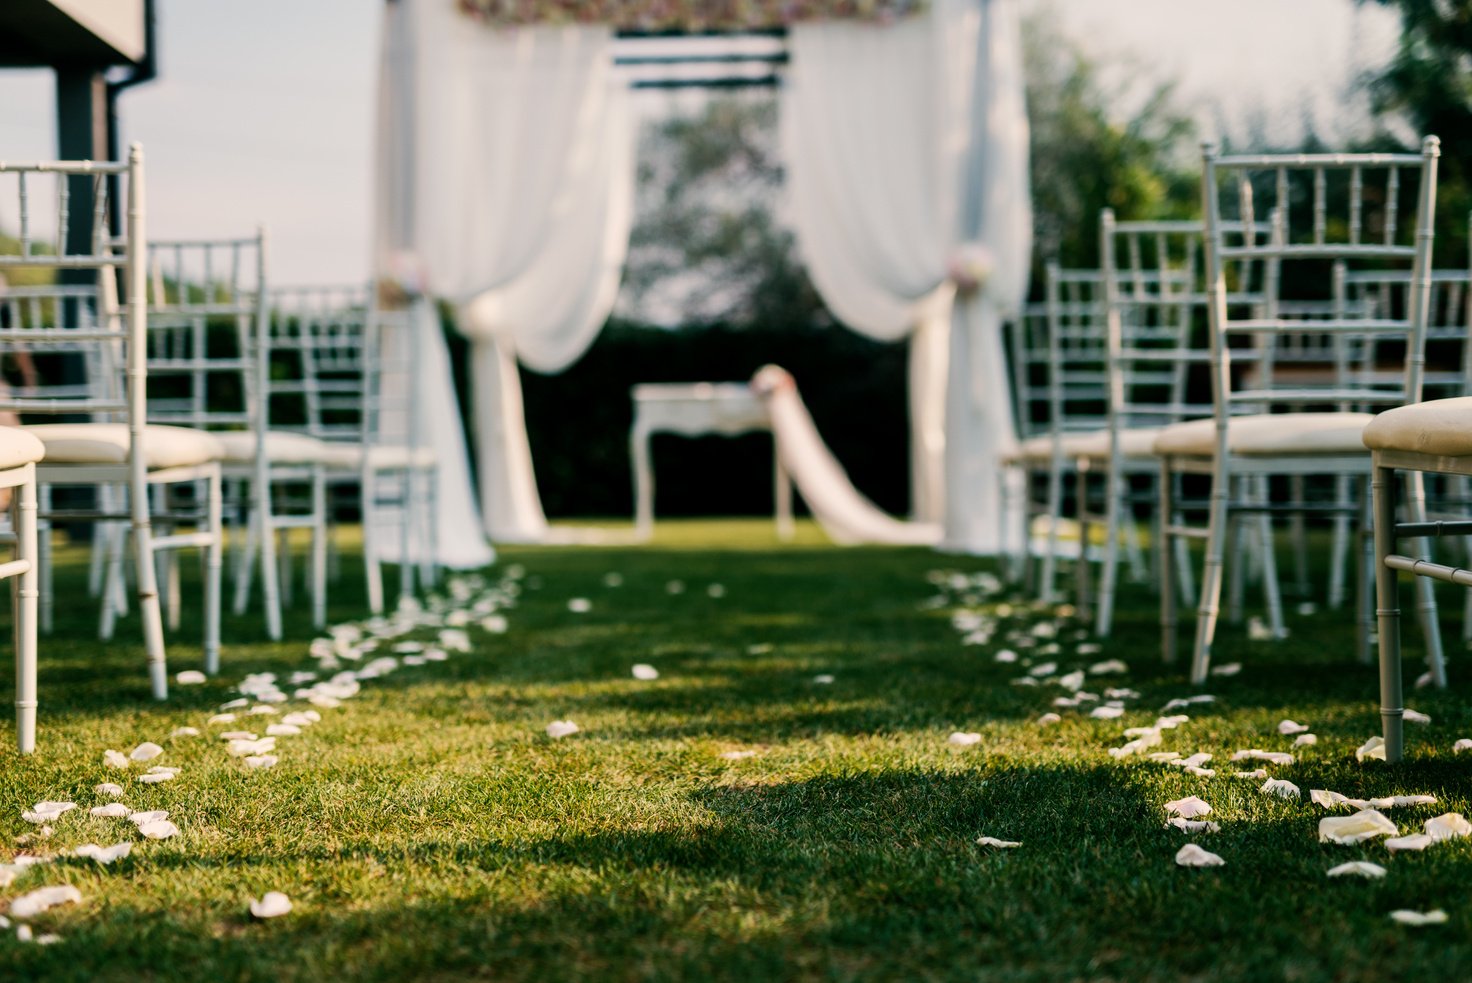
[
  {"x1": 615, "y1": 52, "x2": 788, "y2": 66},
  {"x1": 630, "y1": 76, "x2": 781, "y2": 89},
  {"x1": 615, "y1": 27, "x2": 787, "y2": 39}
]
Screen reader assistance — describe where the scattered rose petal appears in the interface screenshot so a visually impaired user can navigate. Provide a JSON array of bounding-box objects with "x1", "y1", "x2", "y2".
[
  {"x1": 1390, "y1": 909, "x2": 1448, "y2": 926},
  {"x1": 1234, "y1": 769, "x2": 1268, "y2": 779},
  {"x1": 136, "y1": 820, "x2": 179, "y2": 840},
  {"x1": 1425, "y1": 812, "x2": 1472, "y2": 841},
  {"x1": 8, "y1": 885, "x2": 81, "y2": 919},
  {"x1": 481, "y1": 615, "x2": 509, "y2": 634},
  {"x1": 1057, "y1": 670, "x2": 1086, "y2": 692},
  {"x1": 1415, "y1": 671, "x2": 1434, "y2": 689},
  {"x1": 1403, "y1": 708, "x2": 1431, "y2": 725},
  {"x1": 707, "y1": 584, "x2": 725, "y2": 598},
  {"x1": 631, "y1": 664, "x2": 659, "y2": 681},
  {"x1": 545, "y1": 720, "x2": 580, "y2": 739},
  {"x1": 243, "y1": 755, "x2": 278, "y2": 770},
  {"x1": 127, "y1": 810, "x2": 168, "y2": 826},
  {"x1": 220, "y1": 731, "x2": 258, "y2": 741},
  {"x1": 1293, "y1": 733, "x2": 1317, "y2": 747},
  {"x1": 994, "y1": 649, "x2": 1018, "y2": 664},
  {"x1": 1167, "y1": 817, "x2": 1221, "y2": 833},
  {"x1": 89, "y1": 804, "x2": 129, "y2": 818},
  {"x1": 103, "y1": 750, "x2": 129, "y2": 769},
  {"x1": 175, "y1": 670, "x2": 207, "y2": 685},
  {"x1": 1277, "y1": 719, "x2": 1309, "y2": 735},
  {"x1": 1028, "y1": 662, "x2": 1058, "y2": 678},
  {"x1": 1175, "y1": 843, "x2": 1225, "y2": 867},
  {"x1": 266, "y1": 724, "x2": 301, "y2": 737},
  {"x1": 1319, "y1": 809, "x2": 1398, "y2": 844},
  {"x1": 1261, "y1": 778, "x2": 1301, "y2": 799},
  {"x1": 718, "y1": 750, "x2": 756, "y2": 761},
  {"x1": 1356, "y1": 737, "x2": 1387, "y2": 762},
  {"x1": 1089, "y1": 705, "x2": 1125, "y2": 720},
  {"x1": 72, "y1": 843, "x2": 130, "y2": 865},
  {"x1": 207, "y1": 714, "x2": 237, "y2": 726},
  {"x1": 1165, "y1": 796, "x2": 1212, "y2": 819},
  {"x1": 219, "y1": 698, "x2": 249, "y2": 710},
  {"x1": 1229, "y1": 749, "x2": 1295, "y2": 766},
  {"x1": 170, "y1": 727, "x2": 200, "y2": 738},
  {"x1": 947, "y1": 732, "x2": 982, "y2": 747},
  {"x1": 665, "y1": 580, "x2": 685, "y2": 595},
  {"x1": 1087, "y1": 659, "x2": 1127, "y2": 675},
  {"x1": 1327, "y1": 861, "x2": 1386, "y2": 878},
  {"x1": 812, "y1": 674, "x2": 835, "y2": 685},
  {"x1": 248, "y1": 705, "x2": 278, "y2": 716},
  {"x1": 1386, "y1": 833, "x2": 1434, "y2": 852},
  {"x1": 93, "y1": 784, "x2": 124, "y2": 799},
  {"x1": 137, "y1": 768, "x2": 177, "y2": 784},
  {"x1": 249, "y1": 891, "x2": 292, "y2": 919},
  {"x1": 603, "y1": 572, "x2": 623, "y2": 588},
  {"x1": 281, "y1": 712, "x2": 316, "y2": 728},
  {"x1": 976, "y1": 836, "x2": 1021, "y2": 848},
  {"x1": 1183, "y1": 766, "x2": 1216, "y2": 777},
  {"x1": 227, "y1": 737, "x2": 276, "y2": 757},
  {"x1": 1210, "y1": 662, "x2": 1242, "y2": 677},
  {"x1": 1036, "y1": 713, "x2": 1061, "y2": 726},
  {"x1": 1454, "y1": 738, "x2": 1472, "y2": 753},
  {"x1": 567, "y1": 598, "x2": 591, "y2": 614}
]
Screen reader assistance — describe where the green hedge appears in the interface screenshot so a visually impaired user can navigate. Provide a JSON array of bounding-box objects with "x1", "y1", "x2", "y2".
[{"x1": 504, "y1": 319, "x2": 912, "y2": 520}]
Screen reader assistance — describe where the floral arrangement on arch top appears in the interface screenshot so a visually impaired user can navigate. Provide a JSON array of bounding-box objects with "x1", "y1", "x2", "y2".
[{"x1": 456, "y1": 0, "x2": 929, "y2": 30}]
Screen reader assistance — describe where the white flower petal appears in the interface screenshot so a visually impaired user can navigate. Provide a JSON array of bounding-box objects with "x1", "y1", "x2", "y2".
[
  {"x1": 947, "y1": 731, "x2": 982, "y2": 747},
  {"x1": 1035, "y1": 713, "x2": 1061, "y2": 726},
  {"x1": 1028, "y1": 662, "x2": 1058, "y2": 678},
  {"x1": 1293, "y1": 733, "x2": 1318, "y2": 747},
  {"x1": 993, "y1": 649, "x2": 1018, "y2": 664},
  {"x1": 1454, "y1": 738, "x2": 1472, "y2": 753},
  {"x1": 249, "y1": 891, "x2": 293, "y2": 919},
  {"x1": 127, "y1": 810, "x2": 168, "y2": 826},
  {"x1": 220, "y1": 731, "x2": 258, "y2": 741},
  {"x1": 170, "y1": 727, "x2": 200, "y2": 738},
  {"x1": 7, "y1": 885, "x2": 82, "y2": 920},
  {"x1": 1089, "y1": 705, "x2": 1125, "y2": 720},
  {"x1": 207, "y1": 714, "x2": 237, "y2": 726},
  {"x1": 812, "y1": 674, "x2": 835, "y2": 685},
  {"x1": 1167, "y1": 817, "x2": 1221, "y2": 833},
  {"x1": 1425, "y1": 812, "x2": 1472, "y2": 841},
  {"x1": 567, "y1": 598, "x2": 592, "y2": 614},
  {"x1": 72, "y1": 842, "x2": 131, "y2": 865},
  {"x1": 1229, "y1": 749, "x2": 1295, "y2": 766},
  {"x1": 1087, "y1": 659, "x2": 1128, "y2": 675},
  {"x1": 1319, "y1": 809, "x2": 1398, "y2": 844},
  {"x1": 137, "y1": 771, "x2": 176, "y2": 784},
  {"x1": 1174, "y1": 843, "x2": 1225, "y2": 867},
  {"x1": 1261, "y1": 779, "x2": 1301, "y2": 799},
  {"x1": 243, "y1": 755, "x2": 279, "y2": 770},
  {"x1": 1356, "y1": 736, "x2": 1387, "y2": 762},
  {"x1": 103, "y1": 750, "x2": 129, "y2": 769},
  {"x1": 93, "y1": 783, "x2": 124, "y2": 799},
  {"x1": 665, "y1": 580, "x2": 685, "y2": 595},
  {"x1": 545, "y1": 720, "x2": 580, "y2": 739},
  {"x1": 631, "y1": 664, "x2": 659, "y2": 681},
  {"x1": 1165, "y1": 796, "x2": 1212, "y2": 819},
  {"x1": 1233, "y1": 769, "x2": 1268, "y2": 779},
  {"x1": 975, "y1": 836, "x2": 1021, "y2": 848},
  {"x1": 175, "y1": 670, "x2": 207, "y2": 685},
  {"x1": 1403, "y1": 708, "x2": 1431, "y2": 725},
  {"x1": 1277, "y1": 719, "x2": 1309, "y2": 735},
  {"x1": 718, "y1": 750, "x2": 756, "y2": 760},
  {"x1": 89, "y1": 804, "x2": 129, "y2": 818},
  {"x1": 266, "y1": 724, "x2": 302, "y2": 737},
  {"x1": 1390, "y1": 909, "x2": 1448, "y2": 926},
  {"x1": 1386, "y1": 833, "x2": 1434, "y2": 852},
  {"x1": 227, "y1": 737, "x2": 276, "y2": 757},
  {"x1": 136, "y1": 819, "x2": 180, "y2": 840},
  {"x1": 1327, "y1": 861, "x2": 1386, "y2": 878},
  {"x1": 706, "y1": 584, "x2": 726, "y2": 598}
]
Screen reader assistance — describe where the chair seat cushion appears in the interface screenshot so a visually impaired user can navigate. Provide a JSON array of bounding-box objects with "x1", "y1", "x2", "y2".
[
  {"x1": 319, "y1": 443, "x2": 436, "y2": 471},
  {"x1": 213, "y1": 430, "x2": 328, "y2": 465},
  {"x1": 26, "y1": 423, "x2": 224, "y2": 469},
  {"x1": 1363, "y1": 397, "x2": 1472, "y2": 457},
  {"x1": 1013, "y1": 427, "x2": 1162, "y2": 461},
  {"x1": 0, "y1": 426, "x2": 46, "y2": 468},
  {"x1": 1153, "y1": 412, "x2": 1375, "y2": 457}
]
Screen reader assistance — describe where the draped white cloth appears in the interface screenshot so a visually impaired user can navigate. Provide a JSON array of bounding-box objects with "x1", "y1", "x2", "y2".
[
  {"x1": 376, "y1": 0, "x2": 634, "y2": 544},
  {"x1": 782, "y1": 0, "x2": 1032, "y2": 553}
]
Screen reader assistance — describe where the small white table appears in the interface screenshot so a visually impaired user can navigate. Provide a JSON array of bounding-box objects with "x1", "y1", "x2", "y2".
[{"x1": 630, "y1": 382, "x2": 793, "y2": 541}]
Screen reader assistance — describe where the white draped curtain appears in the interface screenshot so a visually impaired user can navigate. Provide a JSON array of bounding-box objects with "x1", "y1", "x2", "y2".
[
  {"x1": 782, "y1": 0, "x2": 1031, "y2": 553},
  {"x1": 376, "y1": 0, "x2": 634, "y2": 544}
]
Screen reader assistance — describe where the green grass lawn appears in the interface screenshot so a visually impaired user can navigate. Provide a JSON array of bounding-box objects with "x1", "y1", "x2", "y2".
[{"x1": 2, "y1": 519, "x2": 1470, "y2": 981}]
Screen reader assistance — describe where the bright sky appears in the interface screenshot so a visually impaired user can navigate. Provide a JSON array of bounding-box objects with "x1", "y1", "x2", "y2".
[{"x1": 0, "y1": 0, "x2": 1400, "y2": 286}]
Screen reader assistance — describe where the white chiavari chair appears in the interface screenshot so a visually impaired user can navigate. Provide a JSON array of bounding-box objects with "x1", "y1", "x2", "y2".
[
  {"x1": 0, "y1": 145, "x2": 225, "y2": 699},
  {"x1": 1156, "y1": 138, "x2": 1442, "y2": 684}
]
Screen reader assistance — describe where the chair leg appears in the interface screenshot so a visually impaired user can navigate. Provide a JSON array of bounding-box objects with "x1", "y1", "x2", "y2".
[
  {"x1": 1159, "y1": 458, "x2": 1177, "y2": 665},
  {"x1": 1289, "y1": 474, "x2": 1310, "y2": 598},
  {"x1": 1255, "y1": 476, "x2": 1286, "y2": 639},
  {"x1": 1040, "y1": 459, "x2": 1063, "y2": 603},
  {"x1": 1329, "y1": 475, "x2": 1352, "y2": 609},
  {"x1": 232, "y1": 502, "x2": 258, "y2": 616},
  {"x1": 311, "y1": 468, "x2": 328, "y2": 630},
  {"x1": 15, "y1": 468, "x2": 38, "y2": 754},
  {"x1": 257, "y1": 476, "x2": 283, "y2": 642},
  {"x1": 1075, "y1": 464, "x2": 1093, "y2": 624},
  {"x1": 38, "y1": 483, "x2": 52, "y2": 635},
  {"x1": 130, "y1": 497, "x2": 169, "y2": 702},
  {"x1": 1355, "y1": 475, "x2": 1374, "y2": 665},
  {"x1": 398, "y1": 470, "x2": 415, "y2": 607},
  {"x1": 1402, "y1": 471, "x2": 1447, "y2": 687},
  {"x1": 203, "y1": 469, "x2": 223, "y2": 675},
  {"x1": 1190, "y1": 459, "x2": 1231, "y2": 685},
  {"x1": 1371, "y1": 463, "x2": 1405, "y2": 763},
  {"x1": 1096, "y1": 466, "x2": 1122, "y2": 637},
  {"x1": 1226, "y1": 509, "x2": 1246, "y2": 626},
  {"x1": 363, "y1": 469, "x2": 384, "y2": 616},
  {"x1": 418, "y1": 466, "x2": 437, "y2": 589}
]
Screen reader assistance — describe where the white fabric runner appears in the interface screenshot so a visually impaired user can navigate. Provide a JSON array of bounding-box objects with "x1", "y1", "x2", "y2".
[
  {"x1": 782, "y1": 0, "x2": 1031, "y2": 553},
  {"x1": 753, "y1": 366, "x2": 941, "y2": 546}
]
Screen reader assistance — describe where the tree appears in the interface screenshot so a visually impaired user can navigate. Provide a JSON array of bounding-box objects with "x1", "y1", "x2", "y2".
[{"x1": 1361, "y1": 0, "x2": 1472, "y2": 260}]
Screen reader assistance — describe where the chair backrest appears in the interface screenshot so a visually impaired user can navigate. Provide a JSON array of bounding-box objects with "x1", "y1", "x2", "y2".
[
  {"x1": 1099, "y1": 215, "x2": 1216, "y2": 437},
  {"x1": 1200, "y1": 138, "x2": 1441, "y2": 426},
  {"x1": 1044, "y1": 264, "x2": 1111, "y2": 441},
  {"x1": 1344, "y1": 253, "x2": 1471, "y2": 402},
  {"x1": 268, "y1": 285, "x2": 372, "y2": 445},
  {"x1": 1006, "y1": 302, "x2": 1051, "y2": 441},
  {"x1": 144, "y1": 231, "x2": 267, "y2": 436},
  {"x1": 0, "y1": 148, "x2": 145, "y2": 431}
]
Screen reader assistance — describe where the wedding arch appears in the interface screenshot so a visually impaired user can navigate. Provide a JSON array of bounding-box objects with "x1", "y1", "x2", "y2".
[{"x1": 373, "y1": 0, "x2": 1031, "y2": 564}]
